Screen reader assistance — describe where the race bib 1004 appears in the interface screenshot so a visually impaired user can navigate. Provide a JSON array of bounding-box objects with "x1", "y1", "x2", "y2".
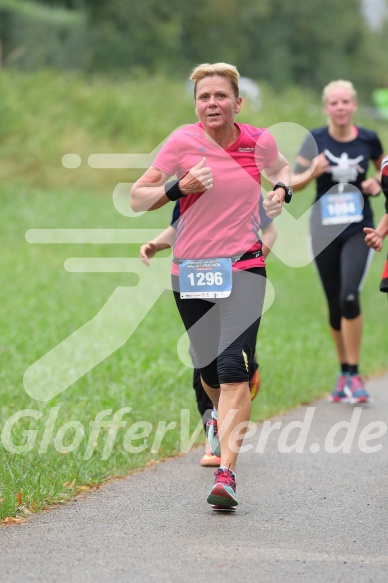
[
  {"x1": 320, "y1": 192, "x2": 363, "y2": 225},
  {"x1": 179, "y1": 258, "x2": 232, "y2": 299}
]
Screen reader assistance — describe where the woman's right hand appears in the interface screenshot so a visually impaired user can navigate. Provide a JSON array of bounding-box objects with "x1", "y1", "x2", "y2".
[{"x1": 179, "y1": 157, "x2": 213, "y2": 195}]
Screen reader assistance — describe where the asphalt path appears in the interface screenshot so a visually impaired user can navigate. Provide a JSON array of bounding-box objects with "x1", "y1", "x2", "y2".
[{"x1": 1, "y1": 374, "x2": 388, "y2": 583}]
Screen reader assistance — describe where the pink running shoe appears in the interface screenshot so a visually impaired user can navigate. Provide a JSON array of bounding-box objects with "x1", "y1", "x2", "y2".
[
  {"x1": 329, "y1": 373, "x2": 349, "y2": 403},
  {"x1": 200, "y1": 442, "x2": 221, "y2": 467},
  {"x1": 249, "y1": 367, "x2": 261, "y2": 401},
  {"x1": 206, "y1": 409, "x2": 220, "y2": 457},
  {"x1": 345, "y1": 374, "x2": 370, "y2": 404},
  {"x1": 207, "y1": 467, "x2": 238, "y2": 508}
]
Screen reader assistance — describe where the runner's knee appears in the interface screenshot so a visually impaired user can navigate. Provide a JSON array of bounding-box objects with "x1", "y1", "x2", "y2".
[
  {"x1": 341, "y1": 293, "x2": 360, "y2": 319},
  {"x1": 200, "y1": 364, "x2": 220, "y2": 389},
  {"x1": 217, "y1": 348, "x2": 251, "y2": 384}
]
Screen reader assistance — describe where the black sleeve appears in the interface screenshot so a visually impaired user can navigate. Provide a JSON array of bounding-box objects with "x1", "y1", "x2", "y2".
[{"x1": 370, "y1": 131, "x2": 384, "y2": 161}]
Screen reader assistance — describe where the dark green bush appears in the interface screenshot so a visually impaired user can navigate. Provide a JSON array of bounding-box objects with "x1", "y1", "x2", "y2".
[{"x1": 0, "y1": 0, "x2": 85, "y2": 70}]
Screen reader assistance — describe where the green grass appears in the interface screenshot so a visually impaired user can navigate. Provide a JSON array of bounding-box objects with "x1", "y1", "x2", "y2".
[{"x1": 0, "y1": 71, "x2": 388, "y2": 521}]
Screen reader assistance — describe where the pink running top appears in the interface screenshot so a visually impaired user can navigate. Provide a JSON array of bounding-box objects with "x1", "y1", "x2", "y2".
[{"x1": 153, "y1": 122, "x2": 278, "y2": 275}]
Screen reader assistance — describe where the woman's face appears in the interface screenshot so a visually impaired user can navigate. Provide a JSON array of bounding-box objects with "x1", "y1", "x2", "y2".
[
  {"x1": 324, "y1": 87, "x2": 357, "y2": 127},
  {"x1": 194, "y1": 75, "x2": 242, "y2": 132}
]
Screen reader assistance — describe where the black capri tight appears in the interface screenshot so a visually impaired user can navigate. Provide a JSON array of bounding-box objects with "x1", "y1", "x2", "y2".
[
  {"x1": 311, "y1": 231, "x2": 373, "y2": 331},
  {"x1": 172, "y1": 267, "x2": 266, "y2": 388}
]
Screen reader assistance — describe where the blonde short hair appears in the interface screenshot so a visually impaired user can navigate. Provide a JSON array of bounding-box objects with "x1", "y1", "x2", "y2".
[
  {"x1": 190, "y1": 62, "x2": 240, "y2": 99},
  {"x1": 322, "y1": 80, "x2": 357, "y2": 103}
]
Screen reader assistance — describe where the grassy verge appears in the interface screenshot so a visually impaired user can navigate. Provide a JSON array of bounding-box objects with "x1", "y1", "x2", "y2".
[{"x1": 0, "y1": 71, "x2": 387, "y2": 521}]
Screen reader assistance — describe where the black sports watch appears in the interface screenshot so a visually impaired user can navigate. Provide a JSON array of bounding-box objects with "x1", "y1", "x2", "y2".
[{"x1": 273, "y1": 181, "x2": 292, "y2": 203}]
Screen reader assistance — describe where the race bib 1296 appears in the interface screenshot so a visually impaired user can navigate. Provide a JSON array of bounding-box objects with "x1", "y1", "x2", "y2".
[{"x1": 179, "y1": 258, "x2": 232, "y2": 299}]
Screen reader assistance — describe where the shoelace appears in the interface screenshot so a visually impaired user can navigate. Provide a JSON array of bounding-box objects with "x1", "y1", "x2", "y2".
[
  {"x1": 337, "y1": 376, "x2": 347, "y2": 390},
  {"x1": 349, "y1": 375, "x2": 363, "y2": 392},
  {"x1": 215, "y1": 468, "x2": 235, "y2": 488}
]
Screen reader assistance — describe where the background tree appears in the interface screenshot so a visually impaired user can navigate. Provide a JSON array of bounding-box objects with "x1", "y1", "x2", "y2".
[{"x1": 2, "y1": 0, "x2": 388, "y2": 98}]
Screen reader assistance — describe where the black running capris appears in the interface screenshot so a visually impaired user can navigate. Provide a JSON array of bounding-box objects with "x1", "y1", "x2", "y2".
[
  {"x1": 172, "y1": 267, "x2": 266, "y2": 387},
  {"x1": 311, "y1": 231, "x2": 373, "y2": 330}
]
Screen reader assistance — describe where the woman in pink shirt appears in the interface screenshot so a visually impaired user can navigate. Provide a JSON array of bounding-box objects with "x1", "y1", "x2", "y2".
[{"x1": 131, "y1": 62, "x2": 291, "y2": 509}]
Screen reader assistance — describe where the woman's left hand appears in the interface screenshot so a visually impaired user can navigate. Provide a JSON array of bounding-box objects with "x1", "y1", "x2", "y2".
[
  {"x1": 361, "y1": 177, "x2": 381, "y2": 196},
  {"x1": 263, "y1": 190, "x2": 284, "y2": 218}
]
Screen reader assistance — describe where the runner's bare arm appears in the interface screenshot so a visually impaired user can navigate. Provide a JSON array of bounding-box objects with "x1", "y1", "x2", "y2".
[
  {"x1": 364, "y1": 214, "x2": 388, "y2": 251},
  {"x1": 360, "y1": 153, "x2": 385, "y2": 196},
  {"x1": 139, "y1": 225, "x2": 177, "y2": 266},
  {"x1": 264, "y1": 152, "x2": 291, "y2": 193},
  {"x1": 130, "y1": 167, "x2": 171, "y2": 212},
  {"x1": 130, "y1": 158, "x2": 213, "y2": 212},
  {"x1": 262, "y1": 153, "x2": 291, "y2": 217},
  {"x1": 291, "y1": 153, "x2": 330, "y2": 191}
]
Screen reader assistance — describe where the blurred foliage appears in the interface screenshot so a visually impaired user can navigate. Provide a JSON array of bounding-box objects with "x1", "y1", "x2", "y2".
[
  {"x1": 0, "y1": 0, "x2": 85, "y2": 70},
  {"x1": 2, "y1": 68, "x2": 387, "y2": 197},
  {"x1": 1, "y1": 0, "x2": 388, "y2": 98}
]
